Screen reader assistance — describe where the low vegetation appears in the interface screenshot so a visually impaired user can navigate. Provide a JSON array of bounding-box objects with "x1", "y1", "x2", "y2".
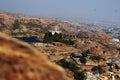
[
  {"x1": 91, "y1": 65, "x2": 105, "y2": 74},
  {"x1": 57, "y1": 58, "x2": 86, "y2": 80},
  {"x1": 43, "y1": 32, "x2": 75, "y2": 45}
]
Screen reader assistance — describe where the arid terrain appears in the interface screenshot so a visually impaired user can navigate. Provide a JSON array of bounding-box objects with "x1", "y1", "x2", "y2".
[
  {"x1": 0, "y1": 33, "x2": 69, "y2": 80},
  {"x1": 0, "y1": 13, "x2": 120, "y2": 80}
]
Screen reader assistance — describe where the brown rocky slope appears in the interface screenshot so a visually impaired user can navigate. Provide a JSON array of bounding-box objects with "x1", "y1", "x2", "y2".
[{"x1": 0, "y1": 33, "x2": 68, "y2": 80}]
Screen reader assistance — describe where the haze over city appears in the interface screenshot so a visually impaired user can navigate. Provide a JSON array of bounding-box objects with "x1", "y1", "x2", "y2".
[{"x1": 0, "y1": 0, "x2": 120, "y2": 22}]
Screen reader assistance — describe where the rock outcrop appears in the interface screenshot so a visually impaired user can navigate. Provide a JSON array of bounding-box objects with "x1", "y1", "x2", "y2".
[{"x1": 0, "y1": 33, "x2": 68, "y2": 80}]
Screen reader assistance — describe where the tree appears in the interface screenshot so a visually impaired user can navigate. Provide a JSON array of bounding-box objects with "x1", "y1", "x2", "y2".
[
  {"x1": 12, "y1": 19, "x2": 20, "y2": 30},
  {"x1": 43, "y1": 32, "x2": 52, "y2": 43},
  {"x1": 58, "y1": 33, "x2": 63, "y2": 39},
  {"x1": 57, "y1": 58, "x2": 78, "y2": 71},
  {"x1": 74, "y1": 70, "x2": 86, "y2": 80},
  {"x1": 79, "y1": 56, "x2": 86, "y2": 64},
  {"x1": 115, "y1": 64, "x2": 120, "y2": 70},
  {"x1": 70, "y1": 53, "x2": 76, "y2": 57},
  {"x1": 53, "y1": 32, "x2": 60, "y2": 42},
  {"x1": 89, "y1": 55, "x2": 102, "y2": 62},
  {"x1": 91, "y1": 66, "x2": 104, "y2": 74},
  {"x1": 57, "y1": 58, "x2": 86, "y2": 80},
  {"x1": 81, "y1": 50, "x2": 90, "y2": 57}
]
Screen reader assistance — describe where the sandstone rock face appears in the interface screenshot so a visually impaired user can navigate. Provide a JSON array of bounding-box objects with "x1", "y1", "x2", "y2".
[{"x1": 0, "y1": 33, "x2": 68, "y2": 80}]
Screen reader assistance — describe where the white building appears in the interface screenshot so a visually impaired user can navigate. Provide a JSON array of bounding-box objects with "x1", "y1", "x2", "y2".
[
  {"x1": 49, "y1": 26, "x2": 61, "y2": 35},
  {"x1": 109, "y1": 38, "x2": 119, "y2": 44},
  {"x1": 112, "y1": 38, "x2": 119, "y2": 42}
]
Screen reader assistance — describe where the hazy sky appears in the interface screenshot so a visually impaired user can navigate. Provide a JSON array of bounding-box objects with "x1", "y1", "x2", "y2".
[{"x1": 0, "y1": 0, "x2": 120, "y2": 22}]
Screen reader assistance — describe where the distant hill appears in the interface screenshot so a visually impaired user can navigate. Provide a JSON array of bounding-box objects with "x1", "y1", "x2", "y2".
[
  {"x1": 0, "y1": 13, "x2": 78, "y2": 35},
  {"x1": 0, "y1": 12, "x2": 119, "y2": 35}
]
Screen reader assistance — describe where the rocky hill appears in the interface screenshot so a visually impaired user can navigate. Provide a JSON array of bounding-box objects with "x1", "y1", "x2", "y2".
[
  {"x1": 0, "y1": 13, "x2": 78, "y2": 36},
  {"x1": 0, "y1": 13, "x2": 113, "y2": 35},
  {"x1": 0, "y1": 13, "x2": 120, "y2": 80},
  {"x1": 0, "y1": 33, "x2": 69, "y2": 80}
]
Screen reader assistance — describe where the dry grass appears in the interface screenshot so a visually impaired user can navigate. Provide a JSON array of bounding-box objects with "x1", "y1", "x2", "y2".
[{"x1": 0, "y1": 33, "x2": 68, "y2": 80}]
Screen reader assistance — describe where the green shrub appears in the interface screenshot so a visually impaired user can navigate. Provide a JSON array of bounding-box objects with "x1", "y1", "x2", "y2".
[
  {"x1": 43, "y1": 32, "x2": 75, "y2": 45},
  {"x1": 57, "y1": 58, "x2": 78, "y2": 71},
  {"x1": 91, "y1": 65, "x2": 104, "y2": 74},
  {"x1": 89, "y1": 55, "x2": 103, "y2": 62},
  {"x1": 57, "y1": 58, "x2": 86, "y2": 80},
  {"x1": 74, "y1": 71, "x2": 86, "y2": 80},
  {"x1": 12, "y1": 19, "x2": 20, "y2": 30}
]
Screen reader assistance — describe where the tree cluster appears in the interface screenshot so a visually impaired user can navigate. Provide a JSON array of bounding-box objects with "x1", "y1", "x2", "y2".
[
  {"x1": 57, "y1": 58, "x2": 86, "y2": 80},
  {"x1": 89, "y1": 55, "x2": 105, "y2": 62},
  {"x1": 70, "y1": 50, "x2": 90, "y2": 65},
  {"x1": 43, "y1": 32, "x2": 75, "y2": 45},
  {"x1": 91, "y1": 65, "x2": 105, "y2": 74}
]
